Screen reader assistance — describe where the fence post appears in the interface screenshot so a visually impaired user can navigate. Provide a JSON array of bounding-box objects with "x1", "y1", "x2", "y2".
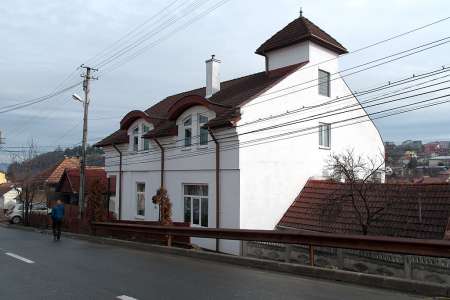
[
  {"x1": 167, "y1": 234, "x2": 172, "y2": 247},
  {"x1": 336, "y1": 248, "x2": 344, "y2": 269},
  {"x1": 309, "y1": 245, "x2": 315, "y2": 266},
  {"x1": 285, "y1": 244, "x2": 292, "y2": 263},
  {"x1": 404, "y1": 255, "x2": 413, "y2": 279},
  {"x1": 241, "y1": 241, "x2": 248, "y2": 257}
]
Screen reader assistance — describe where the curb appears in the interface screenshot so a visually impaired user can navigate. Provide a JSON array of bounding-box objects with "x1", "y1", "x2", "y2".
[{"x1": 2, "y1": 223, "x2": 449, "y2": 297}]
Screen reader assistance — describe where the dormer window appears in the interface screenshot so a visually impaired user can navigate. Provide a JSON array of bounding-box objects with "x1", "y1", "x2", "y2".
[
  {"x1": 142, "y1": 124, "x2": 150, "y2": 151},
  {"x1": 198, "y1": 114, "x2": 209, "y2": 146},
  {"x1": 132, "y1": 127, "x2": 139, "y2": 152},
  {"x1": 184, "y1": 116, "x2": 192, "y2": 147}
]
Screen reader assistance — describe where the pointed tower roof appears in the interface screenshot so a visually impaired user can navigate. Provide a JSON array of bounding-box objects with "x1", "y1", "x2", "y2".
[{"x1": 256, "y1": 16, "x2": 348, "y2": 56}]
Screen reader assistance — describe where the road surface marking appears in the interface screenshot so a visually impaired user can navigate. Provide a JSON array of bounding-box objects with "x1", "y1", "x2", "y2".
[
  {"x1": 117, "y1": 296, "x2": 138, "y2": 300},
  {"x1": 5, "y1": 252, "x2": 35, "y2": 264}
]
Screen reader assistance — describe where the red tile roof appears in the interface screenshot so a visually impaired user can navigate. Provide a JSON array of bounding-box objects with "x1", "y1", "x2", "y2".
[
  {"x1": 95, "y1": 62, "x2": 307, "y2": 147},
  {"x1": 278, "y1": 179, "x2": 450, "y2": 240},
  {"x1": 33, "y1": 157, "x2": 80, "y2": 185},
  {"x1": 57, "y1": 167, "x2": 115, "y2": 194},
  {"x1": 256, "y1": 16, "x2": 347, "y2": 56}
]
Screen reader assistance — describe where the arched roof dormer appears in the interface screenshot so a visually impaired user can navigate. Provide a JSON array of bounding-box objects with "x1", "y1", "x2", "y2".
[
  {"x1": 120, "y1": 110, "x2": 154, "y2": 130},
  {"x1": 167, "y1": 95, "x2": 210, "y2": 121}
]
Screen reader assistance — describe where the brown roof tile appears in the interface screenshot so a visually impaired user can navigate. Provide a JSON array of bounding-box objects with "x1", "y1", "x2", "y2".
[
  {"x1": 256, "y1": 16, "x2": 347, "y2": 55},
  {"x1": 96, "y1": 63, "x2": 306, "y2": 146},
  {"x1": 278, "y1": 179, "x2": 450, "y2": 240}
]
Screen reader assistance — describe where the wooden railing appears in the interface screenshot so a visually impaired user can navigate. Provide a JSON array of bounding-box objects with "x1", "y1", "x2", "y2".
[{"x1": 91, "y1": 222, "x2": 450, "y2": 264}]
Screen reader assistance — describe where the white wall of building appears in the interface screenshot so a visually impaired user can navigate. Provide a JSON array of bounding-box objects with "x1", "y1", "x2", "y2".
[
  {"x1": 0, "y1": 188, "x2": 19, "y2": 210},
  {"x1": 238, "y1": 41, "x2": 383, "y2": 230}
]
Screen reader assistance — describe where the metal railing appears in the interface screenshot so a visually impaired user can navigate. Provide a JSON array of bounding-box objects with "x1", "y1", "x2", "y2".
[{"x1": 92, "y1": 222, "x2": 450, "y2": 266}]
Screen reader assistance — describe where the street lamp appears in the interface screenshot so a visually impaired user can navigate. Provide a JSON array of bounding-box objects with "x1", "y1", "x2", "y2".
[{"x1": 72, "y1": 94, "x2": 83, "y2": 103}]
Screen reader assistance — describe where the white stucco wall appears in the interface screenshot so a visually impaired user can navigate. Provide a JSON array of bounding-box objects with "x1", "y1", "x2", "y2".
[
  {"x1": 266, "y1": 41, "x2": 309, "y2": 71},
  {"x1": 238, "y1": 41, "x2": 384, "y2": 230}
]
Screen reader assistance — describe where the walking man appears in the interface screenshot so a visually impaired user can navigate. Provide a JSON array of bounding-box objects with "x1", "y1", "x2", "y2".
[{"x1": 51, "y1": 200, "x2": 65, "y2": 241}]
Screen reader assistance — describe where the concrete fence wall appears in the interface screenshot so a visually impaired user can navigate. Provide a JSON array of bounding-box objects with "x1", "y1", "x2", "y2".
[{"x1": 243, "y1": 241, "x2": 450, "y2": 285}]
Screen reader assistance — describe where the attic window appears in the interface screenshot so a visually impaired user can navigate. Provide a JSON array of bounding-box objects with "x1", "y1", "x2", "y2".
[
  {"x1": 142, "y1": 124, "x2": 150, "y2": 151},
  {"x1": 318, "y1": 69, "x2": 330, "y2": 97},
  {"x1": 132, "y1": 127, "x2": 139, "y2": 152},
  {"x1": 184, "y1": 116, "x2": 192, "y2": 147},
  {"x1": 198, "y1": 114, "x2": 209, "y2": 146}
]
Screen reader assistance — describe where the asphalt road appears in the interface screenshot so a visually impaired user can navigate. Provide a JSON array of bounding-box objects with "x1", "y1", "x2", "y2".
[{"x1": 0, "y1": 226, "x2": 424, "y2": 300}]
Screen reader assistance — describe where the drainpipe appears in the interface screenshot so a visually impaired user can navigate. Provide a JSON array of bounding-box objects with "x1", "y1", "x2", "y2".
[
  {"x1": 112, "y1": 144, "x2": 122, "y2": 220},
  {"x1": 154, "y1": 139, "x2": 165, "y2": 222},
  {"x1": 154, "y1": 139, "x2": 165, "y2": 188},
  {"x1": 208, "y1": 128, "x2": 220, "y2": 252}
]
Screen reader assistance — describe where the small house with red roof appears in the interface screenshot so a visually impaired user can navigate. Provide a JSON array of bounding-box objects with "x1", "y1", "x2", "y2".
[
  {"x1": 56, "y1": 167, "x2": 116, "y2": 210},
  {"x1": 95, "y1": 15, "x2": 383, "y2": 254}
]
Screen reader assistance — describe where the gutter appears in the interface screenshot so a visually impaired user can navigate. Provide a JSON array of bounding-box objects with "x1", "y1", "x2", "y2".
[
  {"x1": 208, "y1": 128, "x2": 221, "y2": 252},
  {"x1": 112, "y1": 144, "x2": 123, "y2": 220}
]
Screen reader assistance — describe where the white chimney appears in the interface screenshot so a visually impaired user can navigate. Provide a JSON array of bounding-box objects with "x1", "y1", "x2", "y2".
[{"x1": 205, "y1": 54, "x2": 221, "y2": 98}]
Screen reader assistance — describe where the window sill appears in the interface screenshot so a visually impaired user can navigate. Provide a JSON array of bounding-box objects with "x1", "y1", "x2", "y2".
[
  {"x1": 319, "y1": 146, "x2": 331, "y2": 150},
  {"x1": 135, "y1": 215, "x2": 145, "y2": 220},
  {"x1": 182, "y1": 147, "x2": 192, "y2": 151}
]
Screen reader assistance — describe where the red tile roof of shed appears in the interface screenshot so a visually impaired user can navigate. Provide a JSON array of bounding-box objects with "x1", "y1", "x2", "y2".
[
  {"x1": 256, "y1": 16, "x2": 347, "y2": 55},
  {"x1": 33, "y1": 157, "x2": 80, "y2": 185},
  {"x1": 57, "y1": 167, "x2": 115, "y2": 194},
  {"x1": 278, "y1": 179, "x2": 450, "y2": 240}
]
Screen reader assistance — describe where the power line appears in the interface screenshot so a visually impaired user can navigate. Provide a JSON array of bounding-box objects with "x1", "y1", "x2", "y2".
[
  {"x1": 103, "y1": 94, "x2": 450, "y2": 167},
  {"x1": 104, "y1": 87, "x2": 450, "y2": 164}
]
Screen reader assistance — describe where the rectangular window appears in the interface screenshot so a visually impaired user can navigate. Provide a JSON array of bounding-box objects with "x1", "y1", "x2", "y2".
[
  {"x1": 132, "y1": 127, "x2": 139, "y2": 152},
  {"x1": 136, "y1": 183, "x2": 145, "y2": 217},
  {"x1": 184, "y1": 117, "x2": 192, "y2": 147},
  {"x1": 319, "y1": 123, "x2": 331, "y2": 148},
  {"x1": 198, "y1": 114, "x2": 209, "y2": 146},
  {"x1": 142, "y1": 124, "x2": 150, "y2": 151},
  {"x1": 183, "y1": 184, "x2": 208, "y2": 227},
  {"x1": 318, "y1": 69, "x2": 330, "y2": 97}
]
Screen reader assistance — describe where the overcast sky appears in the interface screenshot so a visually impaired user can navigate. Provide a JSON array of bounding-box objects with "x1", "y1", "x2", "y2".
[{"x1": 1, "y1": 0, "x2": 449, "y2": 162}]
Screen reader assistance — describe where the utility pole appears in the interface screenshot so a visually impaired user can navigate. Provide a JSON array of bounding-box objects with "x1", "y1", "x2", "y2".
[{"x1": 78, "y1": 65, "x2": 97, "y2": 219}]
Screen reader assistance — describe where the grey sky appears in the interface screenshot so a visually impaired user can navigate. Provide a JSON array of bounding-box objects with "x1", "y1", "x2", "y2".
[{"x1": 1, "y1": 0, "x2": 449, "y2": 162}]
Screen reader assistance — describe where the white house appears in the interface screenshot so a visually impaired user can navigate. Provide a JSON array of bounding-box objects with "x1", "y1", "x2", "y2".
[
  {"x1": 0, "y1": 183, "x2": 19, "y2": 211},
  {"x1": 96, "y1": 15, "x2": 384, "y2": 254}
]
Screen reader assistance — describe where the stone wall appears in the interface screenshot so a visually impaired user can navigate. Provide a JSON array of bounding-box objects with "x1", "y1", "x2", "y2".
[{"x1": 243, "y1": 241, "x2": 450, "y2": 285}]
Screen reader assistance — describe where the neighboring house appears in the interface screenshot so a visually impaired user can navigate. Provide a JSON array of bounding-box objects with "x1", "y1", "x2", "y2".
[
  {"x1": 56, "y1": 167, "x2": 116, "y2": 211},
  {"x1": 429, "y1": 156, "x2": 450, "y2": 167},
  {"x1": 95, "y1": 15, "x2": 384, "y2": 254},
  {"x1": 278, "y1": 179, "x2": 450, "y2": 240},
  {"x1": 0, "y1": 183, "x2": 19, "y2": 211},
  {"x1": 0, "y1": 171, "x2": 6, "y2": 184},
  {"x1": 31, "y1": 157, "x2": 80, "y2": 204}
]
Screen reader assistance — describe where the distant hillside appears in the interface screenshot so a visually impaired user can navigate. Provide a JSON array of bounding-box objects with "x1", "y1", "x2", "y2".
[
  {"x1": 0, "y1": 162, "x2": 8, "y2": 172},
  {"x1": 7, "y1": 145, "x2": 104, "y2": 181}
]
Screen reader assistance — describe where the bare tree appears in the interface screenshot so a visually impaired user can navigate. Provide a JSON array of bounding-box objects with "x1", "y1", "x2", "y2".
[
  {"x1": 8, "y1": 139, "x2": 39, "y2": 225},
  {"x1": 325, "y1": 149, "x2": 388, "y2": 235}
]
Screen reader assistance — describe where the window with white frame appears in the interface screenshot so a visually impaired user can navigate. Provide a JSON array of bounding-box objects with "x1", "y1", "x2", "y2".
[
  {"x1": 183, "y1": 184, "x2": 208, "y2": 227},
  {"x1": 198, "y1": 114, "x2": 209, "y2": 146},
  {"x1": 142, "y1": 124, "x2": 150, "y2": 151},
  {"x1": 136, "y1": 182, "x2": 145, "y2": 217},
  {"x1": 132, "y1": 127, "x2": 139, "y2": 152},
  {"x1": 319, "y1": 123, "x2": 331, "y2": 148},
  {"x1": 183, "y1": 116, "x2": 192, "y2": 147},
  {"x1": 318, "y1": 69, "x2": 330, "y2": 97}
]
